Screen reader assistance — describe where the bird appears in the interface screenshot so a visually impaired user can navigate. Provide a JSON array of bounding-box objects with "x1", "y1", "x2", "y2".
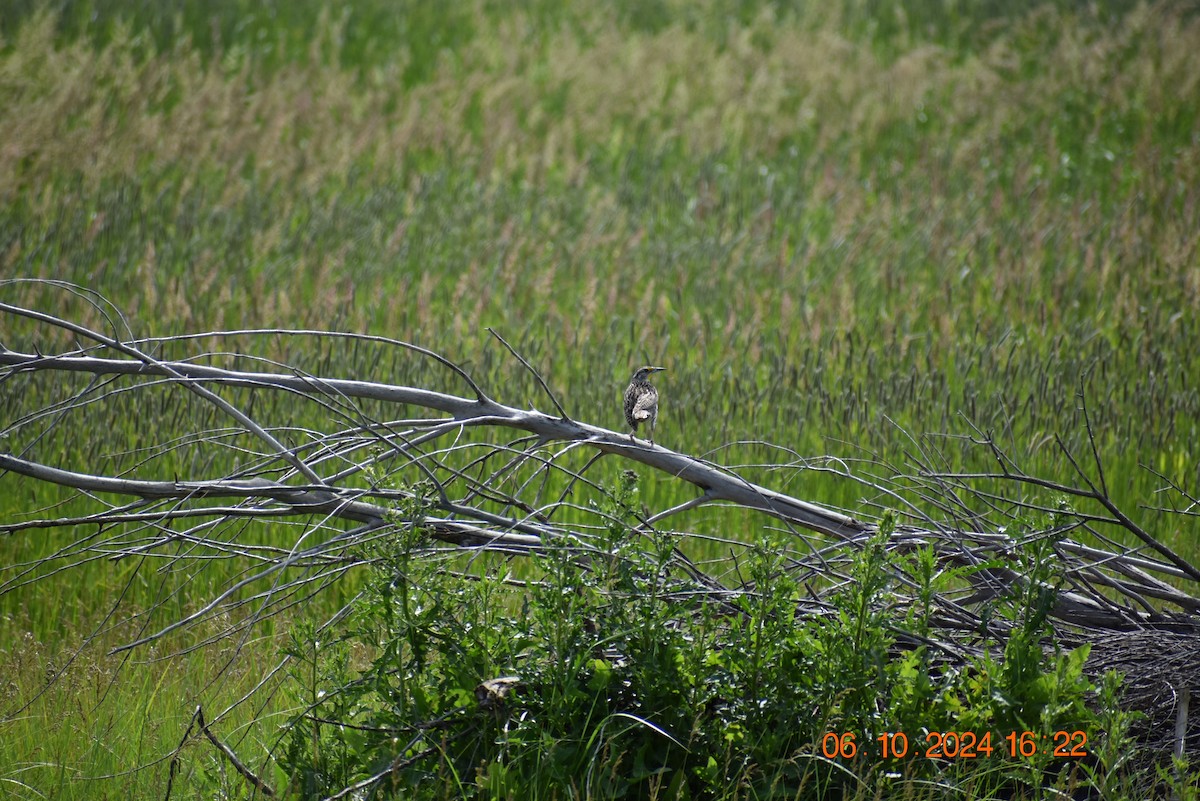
[{"x1": 623, "y1": 366, "x2": 665, "y2": 444}]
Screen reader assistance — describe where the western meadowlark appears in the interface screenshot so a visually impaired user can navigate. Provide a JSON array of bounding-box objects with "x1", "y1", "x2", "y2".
[{"x1": 624, "y1": 366, "x2": 665, "y2": 444}]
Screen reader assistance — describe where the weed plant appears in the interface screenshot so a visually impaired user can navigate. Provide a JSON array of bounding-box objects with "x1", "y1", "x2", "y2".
[{"x1": 273, "y1": 485, "x2": 1166, "y2": 799}]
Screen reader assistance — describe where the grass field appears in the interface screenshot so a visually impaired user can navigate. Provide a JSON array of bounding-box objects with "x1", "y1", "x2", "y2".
[{"x1": 2, "y1": 1, "x2": 1200, "y2": 798}]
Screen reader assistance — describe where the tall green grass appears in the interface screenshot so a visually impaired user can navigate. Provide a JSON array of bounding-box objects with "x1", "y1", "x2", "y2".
[{"x1": 2, "y1": 1, "x2": 1199, "y2": 797}]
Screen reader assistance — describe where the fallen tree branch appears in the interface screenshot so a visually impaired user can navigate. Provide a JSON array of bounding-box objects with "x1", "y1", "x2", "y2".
[
  {"x1": 4, "y1": 291, "x2": 1200, "y2": 771},
  {"x1": 0, "y1": 344, "x2": 866, "y2": 540}
]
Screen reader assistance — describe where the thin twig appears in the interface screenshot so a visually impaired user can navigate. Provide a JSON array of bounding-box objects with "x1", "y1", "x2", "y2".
[
  {"x1": 487, "y1": 327, "x2": 571, "y2": 420},
  {"x1": 196, "y1": 706, "x2": 277, "y2": 797}
]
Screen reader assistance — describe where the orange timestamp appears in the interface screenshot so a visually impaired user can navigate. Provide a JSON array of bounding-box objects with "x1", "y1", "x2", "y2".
[{"x1": 820, "y1": 730, "x2": 1088, "y2": 760}]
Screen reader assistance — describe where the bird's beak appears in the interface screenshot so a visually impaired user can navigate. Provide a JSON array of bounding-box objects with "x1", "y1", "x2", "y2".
[{"x1": 652, "y1": 367, "x2": 666, "y2": 373}]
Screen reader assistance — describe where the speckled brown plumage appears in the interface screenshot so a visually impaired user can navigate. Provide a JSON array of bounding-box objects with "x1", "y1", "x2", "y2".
[{"x1": 623, "y1": 366, "x2": 665, "y2": 444}]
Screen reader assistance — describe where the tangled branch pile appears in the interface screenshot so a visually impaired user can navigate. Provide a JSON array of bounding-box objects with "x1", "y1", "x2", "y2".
[{"x1": 2, "y1": 286, "x2": 1198, "y2": 796}]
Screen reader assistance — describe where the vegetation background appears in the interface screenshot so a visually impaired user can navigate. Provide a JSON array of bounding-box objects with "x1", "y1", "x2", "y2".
[{"x1": 1, "y1": 0, "x2": 1199, "y2": 798}]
